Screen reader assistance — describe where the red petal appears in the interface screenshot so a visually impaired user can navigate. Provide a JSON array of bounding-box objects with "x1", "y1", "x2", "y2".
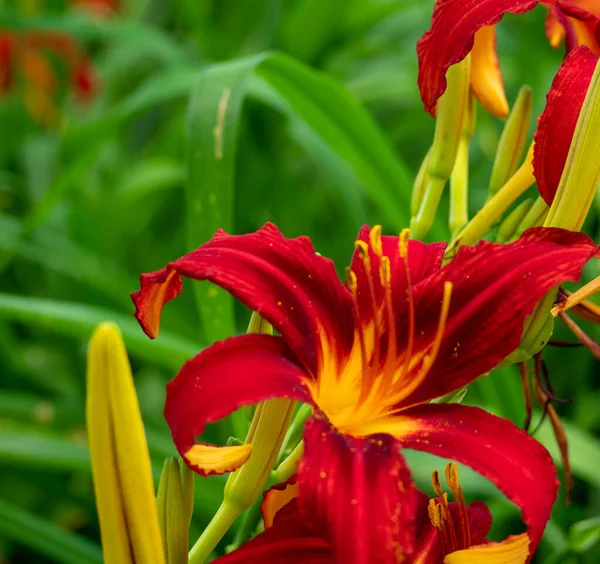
[
  {"x1": 348, "y1": 225, "x2": 445, "y2": 324},
  {"x1": 417, "y1": 0, "x2": 539, "y2": 114},
  {"x1": 165, "y1": 334, "x2": 312, "y2": 475},
  {"x1": 533, "y1": 46, "x2": 597, "y2": 205},
  {"x1": 397, "y1": 403, "x2": 558, "y2": 559},
  {"x1": 132, "y1": 223, "x2": 354, "y2": 374},
  {"x1": 72, "y1": 59, "x2": 97, "y2": 102},
  {"x1": 213, "y1": 499, "x2": 333, "y2": 563},
  {"x1": 297, "y1": 414, "x2": 419, "y2": 563},
  {"x1": 400, "y1": 227, "x2": 600, "y2": 406}
]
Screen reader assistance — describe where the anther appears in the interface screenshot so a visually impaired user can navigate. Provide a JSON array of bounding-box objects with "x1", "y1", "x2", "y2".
[
  {"x1": 379, "y1": 256, "x2": 391, "y2": 287},
  {"x1": 355, "y1": 240, "x2": 370, "y2": 262},
  {"x1": 432, "y1": 470, "x2": 444, "y2": 497},
  {"x1": 398, "y1": 228, "x2": 411, "y2": 259},
  {"x1": 428, "y1": 499, "x2": 440, "y2": 527},
  {"x1": 346, "y1": 268, "x2": 358, "y2": 293},
  {"x1": 370, "y1": 225, "x2": 383, "y2": 256}
]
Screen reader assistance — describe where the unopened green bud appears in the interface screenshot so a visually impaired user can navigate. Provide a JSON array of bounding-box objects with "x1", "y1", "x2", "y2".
[
  {"x1": 496, "y1": 199, "x2": 534, "y2": 244},
  {"x1": 412, "y1": 55, "x2": 471, "y2": 240},
  {"x1": 157, "y1": 458, "x2": 194, "y2": 564},
  {"x1": 488, "y1": 86, "x2": 532, "y2": 198}
]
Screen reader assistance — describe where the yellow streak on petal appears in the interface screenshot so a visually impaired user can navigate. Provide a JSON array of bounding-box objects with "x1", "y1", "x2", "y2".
[
  {"x1": 470, "y1": 26, "x2": 509, "y2": 119},
  {"x1": 86, "y1": 323, "x2": 165, "y2": 564},
  {"x1": 144, "y1": 269, "x2": 178, "y2": 339},
  {"x1": 185, "y1": 444, "x2": 252, "y2": 474},
  {"x1": 545, "y1": 9, "x2": 565, "y2": 49},
  {"x1": 262, "y1": 482, "x2": 299, "y2": 529},
  {"x1": 444, "y1": 534, "x2": 530, "y2": 564}
]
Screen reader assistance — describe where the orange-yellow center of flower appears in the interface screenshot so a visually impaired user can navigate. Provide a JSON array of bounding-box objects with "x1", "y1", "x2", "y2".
[
  {"x1": 309, "y1": 226, "x2": 453, "y2": 435},
  {"x1": 428, "y1": 463, "x2": 472, "y2": 556}
]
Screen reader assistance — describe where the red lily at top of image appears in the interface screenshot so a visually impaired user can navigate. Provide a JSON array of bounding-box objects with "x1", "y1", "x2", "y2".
[
  {"x1": 417, "y1": 0, "x2": 600, "y2": 117},
  {"x1": 215, "y1": 464, "x2": 531, "y2": 563},
  {"x1": 133, "y1": 223, "x2": 600, "y2": 562}
]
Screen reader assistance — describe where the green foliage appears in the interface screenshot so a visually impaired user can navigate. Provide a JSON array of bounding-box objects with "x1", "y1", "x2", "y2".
[{"x1": 1, "y1": 1, "x2": 599, "y2": 563}]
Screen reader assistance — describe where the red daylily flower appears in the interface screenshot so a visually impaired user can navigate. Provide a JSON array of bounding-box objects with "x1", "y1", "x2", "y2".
[
  {"x1": 213, "y1": 466, "x2": 530, "y2": 564},
  {"x1": 132, "y1": 223, "x2": 600, "y2": 562},
  {"x1": 533, "y1": 45, "x2": 597, "y2": 205},
  {"x1": 417, "y1": 0, "x2": 600, "y2": 116},
  {"x1": 0, "y1": 29, "x2": 97, "y2": 125}
]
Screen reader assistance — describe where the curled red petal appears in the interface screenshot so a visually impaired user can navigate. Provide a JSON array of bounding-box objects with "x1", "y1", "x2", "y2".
[
  {"x1": 400, "y1": 227, "x2": 600, "y2": 406},
  {"x1": 213, "y1": 499, "x2": 333, "y2": 563},
  {"x1": 533, "y1": 46, "x2": 597, "y2": 205},
  {"x1": 297, "y1": 413, "x2": 419, "y2": 564},
  {"x1": 417, "y1": 0, "x2": 540, "y2": 114},
  {"x1": 348, "y1": 225, "x2": 445, "y2": 325},
  {"x1": 132, "y1": 223, "x2": 354, "y2": 374},
  {"x1": 397, "y1": 403, "x2": 558, "y2": 560},
  {"x1": 261, "y1": 476, "x2": 298, "y2": 529},
  {"x1": 165, "y1": 334, "x2": 312, "y2": 475}
]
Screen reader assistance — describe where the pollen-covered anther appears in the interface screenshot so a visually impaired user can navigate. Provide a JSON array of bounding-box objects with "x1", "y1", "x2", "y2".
[
  {"x1": 379, "y1": 256, "x2": 391, "y2": 287},
  {"x1": 354, "y1": 240, "x2": 370, "y2": 263},
  {"x1": 345, "y1": 267, "x2": 358, "y2": 294},
  {"x1": 369, "y1": 225, "x2": 383, "y2": 256},
  {"x1": 398, "y1": 228, "x2": 411, "y2": 259}
]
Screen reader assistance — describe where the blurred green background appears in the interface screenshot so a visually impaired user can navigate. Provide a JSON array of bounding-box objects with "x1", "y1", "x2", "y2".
[{"x1": 1, "y1": 0, "x2": 599, "y2": 562}]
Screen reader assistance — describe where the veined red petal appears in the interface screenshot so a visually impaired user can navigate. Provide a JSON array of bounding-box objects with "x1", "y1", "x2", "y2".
[
  {"x1": 132, "y1": 223, "x2": 354, "y2": 374},
  {"x1": 297, "y1": 413, "x2": 419, "y2": 564},
  {"x1": 348, "y1": 225, "x2": 445, "y2": 324},
  {"x1": 395, "y1": 404, "x2": 558, "y2": 560},
  {"x1": 417, "y1": 0, "x2": 540, "y2": 114},
  {"x1": 400, "y1": 227, "x2": 600, "y2": 406},
  {"x1": 213, "y1": 499, "x2": 333, "y2": 563},
  {"x1": 165, "y1": 334, "x2": 312, "y2": 475},
  {"x1": 533, "y1": 46, "x2": 597, "y2": 205}
]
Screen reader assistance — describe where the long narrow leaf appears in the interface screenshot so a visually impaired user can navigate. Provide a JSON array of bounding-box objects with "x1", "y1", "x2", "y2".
[{"x1": 0, "y1": 294, "x2": 199, "y2": 370}]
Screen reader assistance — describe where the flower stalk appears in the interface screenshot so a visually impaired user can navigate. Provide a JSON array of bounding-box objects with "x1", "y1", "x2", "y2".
[
  {"x1": 412, "y1": 55, "x2": 471, "y2": 240},
  {"x1": 188, "y1": 312, "x2": 296, "y2": 564}
]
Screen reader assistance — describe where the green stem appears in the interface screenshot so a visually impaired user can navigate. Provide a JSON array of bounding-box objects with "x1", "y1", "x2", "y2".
[
  {"x1": 226, "y1": 499, "x2": 262, "y2": 554},
  {"x1": 272, "y1": 441, "x2": 305, "y2": 484},
  {"x1": 188, "y1": 501, "x2": 241, "y2": 564}
]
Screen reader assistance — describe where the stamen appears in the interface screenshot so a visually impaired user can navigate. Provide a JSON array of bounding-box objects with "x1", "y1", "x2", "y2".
[
  {"x1": 346, "y1": 267, "x2": 368, "y2": 381},
  {"x1": 354, "y1": 238, "x2": 382, "y2": 399},
  {"x1": 428, "y1": 498, "x2": 452, "y2": 554},
  {"x1": 370, "y1": 225, "x2": 383, "y2": 257},
  {"x1": 398, "y1": 228, "x2": 410, "y2": 258},
  {"x1": 432, "y1": 469, "x2": 444, "y2": 497},
  {"x1": 445, "y1": 462, "x2": 471, "y2": 549},
  {"x1": 374, "y1": 256, "x2": 398, "y2": 401},
  {"x1": 398, "y1": 229, "x2": 415, "y2": 386},
  {"x1": 551, "y1": 275, "x2": 600, "y2": 317},
  {"x1": 391, "y1": 281, "x2": 453, "y2": 405}
]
